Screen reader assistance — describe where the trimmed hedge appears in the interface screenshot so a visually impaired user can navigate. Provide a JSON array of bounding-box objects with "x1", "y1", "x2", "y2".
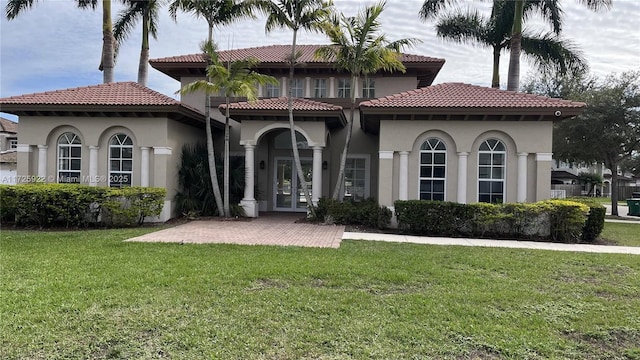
[
  {"x1": 566, "y1": 197, "x2": 606, "y2": 242},
  {"x1": 316, "y1": 198, "x2": 391, "y2": 229},
  {"x1": 0, "y1": 184, "x2": 166, "y2": 228},
  {"x1": 394, "y1": 199, "x2": 590, "y2": 243}
]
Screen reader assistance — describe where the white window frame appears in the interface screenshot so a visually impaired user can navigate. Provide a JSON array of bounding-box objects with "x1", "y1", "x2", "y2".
[
  {"x1": 362, "y1": 77, "x2": 375, "y2": 98},
  {"x1": 338, "y1": 78, "x2": 351, "y2": 98},
  {"x1": 9, "y1": 139, "x2": 18, "y2": 149},
  {"x1": 108, "y1": 134, "x2": 133, "y2": 188},
  {"x1": 265, "y1": 82, "x2": 280, "y2": 98},
  {"x1": 477, "y1": 139, "x2": 506, "y2": 203},
  {"x1": 314, "y1": 78, "x2": 327, "y2": 98},
  {"x1": 57, "y1": 132, "x2": 82, "y2": 184},
  {"x1": 419, "y1": 138, "x2": 447, "y2": 201},
  {"x1": 343, "y1": 154, "x2": 370, "y2": 201},
  {"x1": 290, "y1": 78, "x2": 304, "y2": 97}
]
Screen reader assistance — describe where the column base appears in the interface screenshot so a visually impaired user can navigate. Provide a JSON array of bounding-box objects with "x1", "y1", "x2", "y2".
[{"x1": 240, "y1": 199, "x2": 259, "y2": 218}]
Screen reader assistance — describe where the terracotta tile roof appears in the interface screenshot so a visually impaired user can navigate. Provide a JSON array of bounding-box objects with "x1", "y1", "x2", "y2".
[
  {"x1": 360, "y1": 83, "x2": 587, "y2": 109},
  {"x1": 220, "y1": 97, "x2": 343, "y2": 111},
  {"x1": 0, "y1": 82, "x2": 181, "y2": 106},
  {"x1": 0, "y1": 117, "x2": 18, "y2": 133},
  {"x1": 150, "y1": 44, "x2": 445, "y2": 65}
]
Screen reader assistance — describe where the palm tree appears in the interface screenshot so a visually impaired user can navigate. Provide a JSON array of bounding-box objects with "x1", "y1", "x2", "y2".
[
  {"x1": 170, "y1": 0, "x2": 255, "y2": 217},
  {"x1": 5, "y1": 0, "x2": 115, "y2": 83},
  {"x1": 252, "y1": 0, "x2": 333, "y2": 218},
  {"x1": 180, "y1": 43, "x2": 277, "y2": 217},
  {"x1": 316, "y1": 1, "x2": 419, "y2": 201},
  {"x1": 507, "y1": 0, "x2": 611, "y2": 91},
  {"x1": 431, "y1": 3, "x2": 586, "y2": 88},
  {"x1": 114, "y1": 0, "x2": 163, "y2": 86}
]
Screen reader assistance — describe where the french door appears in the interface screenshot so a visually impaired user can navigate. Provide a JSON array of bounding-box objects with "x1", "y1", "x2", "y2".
[{"x1": 274, "y1": 157, "x2": 312, "y2": 212}]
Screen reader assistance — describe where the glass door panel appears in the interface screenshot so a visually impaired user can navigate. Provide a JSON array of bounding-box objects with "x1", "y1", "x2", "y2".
[
  {"x1": 295, "y1": 159, "x2": 313, "y2": 209},
  {"x1": 275, "y1": 159, "x2": 293, "y2": 209}
]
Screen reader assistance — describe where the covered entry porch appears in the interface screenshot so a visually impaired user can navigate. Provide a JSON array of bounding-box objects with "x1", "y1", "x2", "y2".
[{"x1": 220, "y1": 98, "x2": 346, "y2": 217}]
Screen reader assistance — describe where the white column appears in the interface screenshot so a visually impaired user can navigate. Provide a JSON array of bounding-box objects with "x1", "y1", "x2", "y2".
[
  {"x1": 517, "y1": 152, "x2": 529, "y2": 202},
  {"x1": 89, "y1": 146, "x2": 99, "y2": 186},
  {"x1": 241, "y1": 144, "x2": 258, "y2": 217},
  {"x1": 312, "y1": 146, "x2": 323, "y2": 205},
  {"x1": 280, "y1": 76, "x2": 287, "y2": 97},
  {"x1": 305, "y1": 77, "x2": 311, "y2": 97},
  {"x1": 243, "y1": 144, "x2": 255, "y2": 201},
  {"x1": 457, "y1": 152, "x2": 469, "y2": 204},
  {"x1": 140, "y1": 147, "x2": 150, "y2": 187},
  {"x1": 37, "y1": 145, "x2": 48, "y2": 181},
  {"x1": 329, "y1": 77, "x2": 336, "y2": 98},
  {"x1": 398, "y1": 151, "x2": 409, "y2": 200}
]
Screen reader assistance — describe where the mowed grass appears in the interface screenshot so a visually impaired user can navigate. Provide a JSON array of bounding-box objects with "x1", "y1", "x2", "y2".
[
  {"x1": 1, "y1": 229, "x2": 639, "y2": 359},
  {"x1": 601, "y1": 221, "x2": 640, "y2": 247}
]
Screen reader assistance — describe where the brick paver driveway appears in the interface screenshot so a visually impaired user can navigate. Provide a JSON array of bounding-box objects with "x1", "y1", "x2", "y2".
[{"x1": 126, "y1": 213, "x2": 344, "y2": 248}]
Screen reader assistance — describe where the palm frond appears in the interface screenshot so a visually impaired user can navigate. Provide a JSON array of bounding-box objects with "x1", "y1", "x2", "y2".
[
  {"x1": 521, "y1": 31, "x2": 588, "y2": 75},
  {"x1": 419, "y1": 0, "x2": 461, "y2": 21},
  {"x1": 434, "y1": 9, "x2": 489, "y2": 46}
]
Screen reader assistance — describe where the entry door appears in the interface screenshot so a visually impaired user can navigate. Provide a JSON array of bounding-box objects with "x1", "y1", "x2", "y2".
[{"x1": 274, "y1": 157, "x2": 312, "y2": 211}]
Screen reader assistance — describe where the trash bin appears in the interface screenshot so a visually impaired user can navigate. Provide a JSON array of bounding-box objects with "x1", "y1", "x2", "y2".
[{"x1": 627, "y1": 197, "x2": 640, "y2": 217}]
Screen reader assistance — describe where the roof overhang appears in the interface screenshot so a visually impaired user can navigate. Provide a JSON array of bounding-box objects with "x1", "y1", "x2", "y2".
[
  {"x1": 0, "y1": 104, "x2": 220, "y2": 130},
  {"x1": 359, "y1": 107, "x2": 584, "y2": 135},
  {"x1": 221, "y1": 108, "x2": 347, "y2": 129}
]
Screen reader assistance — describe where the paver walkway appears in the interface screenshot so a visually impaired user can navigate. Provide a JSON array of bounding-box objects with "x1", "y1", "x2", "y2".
[
  {"x1": 127, "y1": 213, "x2": 639, "y2": 254},
  {"x1": 126, "y1": 213, "x2": 344, "y2": 248}
]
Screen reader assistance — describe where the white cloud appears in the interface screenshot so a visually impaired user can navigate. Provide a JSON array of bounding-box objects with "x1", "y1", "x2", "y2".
[{"x1": 1, "y1": 0, "x2": 638, "y2": 99}]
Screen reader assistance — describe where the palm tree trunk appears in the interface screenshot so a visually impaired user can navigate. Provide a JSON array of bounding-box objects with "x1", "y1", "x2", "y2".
[
  {"x1": 137, "y1": 8, "x2": 150, "y2": 86},
  {"x1": 101, "y1": 0, "x2": 115, "y2": 83},
  {"x1": 204, "y1": 30, "x2": 224, "y2": 217},
  {"x1": 491, "y1": 46, "x2": 501, "y2": 88},
  {"x1": 288, "y1": 29, "x2": 316, "y2": 218},
  {"x1": 224, "y1": 98, "x2": 231, "y2": 217},
  {"x1": 332, "y1": 74, "x2": 357, "y2": 201},
  {"x1": 506, "y1": 0, "x2": 524, "y2": 92}
]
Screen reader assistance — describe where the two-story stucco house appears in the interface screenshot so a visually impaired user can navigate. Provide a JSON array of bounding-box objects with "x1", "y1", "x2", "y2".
[{"x1": 0, "y1": 44, "x2": 586, "y2": 220}]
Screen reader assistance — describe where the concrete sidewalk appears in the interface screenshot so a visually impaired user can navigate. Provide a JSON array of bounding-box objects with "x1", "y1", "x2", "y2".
[{"x1": 342, "y1": 232, "x2": 640, "y2": 255}]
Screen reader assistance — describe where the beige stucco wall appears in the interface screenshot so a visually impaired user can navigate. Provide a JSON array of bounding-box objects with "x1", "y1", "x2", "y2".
[
  {"x1": 15, "y1": 115, "x2": 205, "y2": 219},
  {"x1": 378, "y1": 119, "x2": 554, "y2": 206}
]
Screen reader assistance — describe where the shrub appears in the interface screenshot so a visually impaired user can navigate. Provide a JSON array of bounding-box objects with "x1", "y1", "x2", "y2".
[
  {"x1": 0, "y1": 184, "x2": 165, "y2": 228},
  {"x1": 316, "y1": 197, "x2": 391, "y2": 229},
  {"x1": 394, "y1": 199, "x2": 589, "y2": 243},
  {"x1": 101, "y1": 187, "x2": 166, "y2": 226},
  {"x1": 567, "y1": 197, "x2": 606, "y2": 242}
]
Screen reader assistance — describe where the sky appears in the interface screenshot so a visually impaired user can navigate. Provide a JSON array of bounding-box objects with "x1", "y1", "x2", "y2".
[{"x1": 1, "y1": 0, "x2": 639, "y2": 121}]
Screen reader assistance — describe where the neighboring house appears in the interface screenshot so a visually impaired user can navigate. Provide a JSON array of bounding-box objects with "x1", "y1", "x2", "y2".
[
  {"x1": 0, "y1": 117, "x2": 18, "y2": 184},
  {"x1": 0, "y1": 44, "x2": 586, "y2": 220},
  {"x1": 552, "y1": 160, "x2": 638, "y2": 197}
]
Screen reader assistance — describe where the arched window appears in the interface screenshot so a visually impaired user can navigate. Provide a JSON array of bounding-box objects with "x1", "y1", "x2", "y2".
[
  {"x1": 109, "y1": 134, "x2": 133, "y2": 187},
  {"x1": 478, "y1": 139, "x2": 506, "y2": 203},
  {"x1": 419, "y1": 138, "x2": 446, "y2": 201},
  {"x1": 57, "y1": 132, "x2": 81, "y2": 183}
]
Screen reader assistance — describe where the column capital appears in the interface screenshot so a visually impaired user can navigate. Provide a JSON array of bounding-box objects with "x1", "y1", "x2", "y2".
[
  {"x1": 243, "y1": 143, "x2": 255, "y2": 150},
  {"x1": 517, "y1": 152, "x2": 529, "y2": 157},
  {"x1": 536, "y1": 152, "x2": 553, "y2": 161},
  {"x1": 37, "y1": 145, "x2": 48, "y2": 150},
  {"x1": 379, "y1": 150, "x2": 394, "y2": 159},
  {"x1": 312, "y1": 145, "x2": 324, "y2": 151},
  {"x1": 140, "y1": 146, "x2": 150, "y2": 150},
  {"x1": 153, "y1": 146, "x2": 172, "y2": 155},
  {"x1": 16, "y1": 144, "x2": 31, "y2": 153},
  {"x1": 89, "y1": 145, "x2": 100, "y2": 150},
  {"x1": 457, "y1": 152, "x2": 469, "y2": 157},
  {"x1": 398, "y1": 151, "x2": 410, "y2": 156}
]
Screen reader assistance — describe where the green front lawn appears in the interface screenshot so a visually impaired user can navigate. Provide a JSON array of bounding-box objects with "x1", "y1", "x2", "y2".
[
  {"x1": 1, "y1": 229, "x2": 639, "y2": 359},
  {"x1": 602, "y1": 221, "x2": 640, "y2": 247}
]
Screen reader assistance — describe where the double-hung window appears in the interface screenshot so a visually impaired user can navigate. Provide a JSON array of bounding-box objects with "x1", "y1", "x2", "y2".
[
  {"x1": 57, "y1": 132, "x2": 81, "y2": 183},
  {"x1": 478, "y1": 139, "x2": 506, "y2": 203},
  {"x1": 419, "y1": 138, "x2": 446, "y2": 201}
]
